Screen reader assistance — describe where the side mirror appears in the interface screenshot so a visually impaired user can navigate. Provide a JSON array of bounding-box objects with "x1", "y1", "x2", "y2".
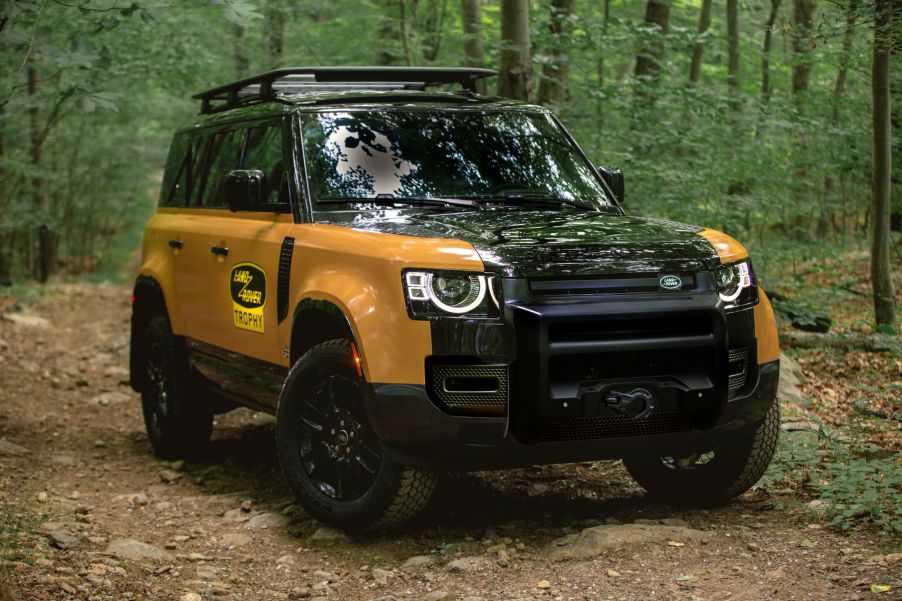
[
  {"x1": 597, "y1": 166, "x2": 624, "y2": 204},
  {"x1": 224, "y1": 170, "x2": 264, "y2": 212}
]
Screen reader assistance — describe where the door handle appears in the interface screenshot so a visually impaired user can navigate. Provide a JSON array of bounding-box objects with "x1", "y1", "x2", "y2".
[
  {"x1": 168, "y1": 240, "x2": 183, "y2": 249},
  {"x1": 211, "y1": 245, "x2": 229, "y2": 256}
]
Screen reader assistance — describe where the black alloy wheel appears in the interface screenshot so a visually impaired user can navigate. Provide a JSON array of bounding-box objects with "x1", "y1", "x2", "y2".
[
  {"x1": 277, "y1": 339, "x2": 437, "y2": 531},
  {"x1": 295, "y1": 368, "x2": 383, "y2": 501},
  {"x1": 139, "y1": 316, "x2": 213, "y2": 459}
]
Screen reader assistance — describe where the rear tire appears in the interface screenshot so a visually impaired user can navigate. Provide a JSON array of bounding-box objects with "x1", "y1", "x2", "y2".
[
  {"x1": 276, "y1": 339, "x2": 436, "y2": 531},
  {"x1": 140, "y1": 316, "x2": 213, "y2": 459},
  {"x1": 624, "y1": 400, "x2": 780, "y2": 506}
]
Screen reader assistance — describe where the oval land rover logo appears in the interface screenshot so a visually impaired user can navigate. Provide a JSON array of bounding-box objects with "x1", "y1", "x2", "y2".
[{"x1": 659, "y1": 275, "x2": 683, "y2": 290}]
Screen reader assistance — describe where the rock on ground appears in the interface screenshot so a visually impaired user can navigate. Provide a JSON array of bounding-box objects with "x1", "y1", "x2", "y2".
[
  {"x1": 245, "y1": 511, "x2": 290, "y2": 530},
  {"x1": 445, "y1": 556, "x2": 492, "y2": 573},
  {"x1": 105, "y1": 538, "x2": 174, "y2": 562},
  {"x1": 0, "y1": 439, "x2": 30, "y2": 456},
  {"x1": 308, "y1": 526, "x2": 351, "y2": 542},
  {"x1": 778, "y1": 352, "x2": 807, "y2": 404},
  {"x1": 544, "y1": 523, "x2": 706, "y2": 561},
  {"x1": 1, "y1": 313, "x2": 49, "y2": 327},
  {"x1": 45, "y1": 529, "x2": 81, "y2": 550},
  {"x1": 399, "y1": 555, "x2": 434, "y2": 571}
]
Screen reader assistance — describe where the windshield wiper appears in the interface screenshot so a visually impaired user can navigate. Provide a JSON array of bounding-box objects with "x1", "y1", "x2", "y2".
[
  {"x1": 472, "y1": 193, "x2": 596, "y2": 211},
  {"x1": 318, "y1": 195, "x2": 479, "y2": 208}
]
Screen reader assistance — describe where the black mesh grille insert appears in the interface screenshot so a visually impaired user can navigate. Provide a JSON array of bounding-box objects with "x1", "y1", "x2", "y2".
[
  {"x1": 539, "y1": 411, "x2": 694, "y2": 441},
  {"x1": 728, "y1": 347, "x2": 749, "y2": 396},
  {"x1": 430, "y1": 364, "x2": 508, "y2": 412}
]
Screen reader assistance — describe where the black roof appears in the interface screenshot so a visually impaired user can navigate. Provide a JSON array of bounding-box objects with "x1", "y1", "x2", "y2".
[{"x1": 192, "y1": 67, "x2": 498, "y2": 114}]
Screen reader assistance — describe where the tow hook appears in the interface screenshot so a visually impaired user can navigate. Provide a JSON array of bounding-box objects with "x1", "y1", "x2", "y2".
[{"x1": 603, "y1": 388, "x2": 656, "y2": 419}]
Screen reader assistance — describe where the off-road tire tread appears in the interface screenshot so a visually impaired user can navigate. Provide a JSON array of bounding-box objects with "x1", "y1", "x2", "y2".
[
  {"x1": 720, "y1": 400, "x2": 781, "y2": 500},
  {"x1": 278, "y1": 339, "x2": 437, "y2": 532},
  {"x1": 625, "y1": 400, "x2": 780, "y2": 506},
  {"x1": 368, "y1": 466, "x2": 438, "y2": 531},
  {"x1": 141, "y1": 316, "x2": 213, "y2": 459}
]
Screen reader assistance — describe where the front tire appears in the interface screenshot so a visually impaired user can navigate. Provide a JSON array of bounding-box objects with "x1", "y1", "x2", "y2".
[
  {"x1": 276, "y1": 339, "x2": 436, "y2": 531},
  {"x1": 140, "y1": 316, "x2": 213, "y2": 459},
  {"x1": 624, "y1": 400, "x2": 780, "y2": 505}
]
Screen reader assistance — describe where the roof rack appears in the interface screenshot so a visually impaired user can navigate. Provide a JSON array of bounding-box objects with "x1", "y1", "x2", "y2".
[{"x1": 192, "y1": 67, "x2": 497, "y2": 114}]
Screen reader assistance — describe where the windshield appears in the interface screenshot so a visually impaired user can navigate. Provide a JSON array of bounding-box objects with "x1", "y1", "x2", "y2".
[{"x1": 301, "y1": 110, "x2": 613, "y2": 209}]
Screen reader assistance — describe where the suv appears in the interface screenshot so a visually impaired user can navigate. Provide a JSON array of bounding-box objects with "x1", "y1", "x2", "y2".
[{"x1": 130, "y1": 67, "x2": 781, "y2": 531}]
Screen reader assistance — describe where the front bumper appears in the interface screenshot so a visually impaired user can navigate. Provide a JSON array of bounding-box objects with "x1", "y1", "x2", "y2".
[
  {"x1": 367, "y1": 359, "x2": 778, "y2": 471},
  {"x1": 365, "y1": 277, "x2": 778, "y2": 471}
]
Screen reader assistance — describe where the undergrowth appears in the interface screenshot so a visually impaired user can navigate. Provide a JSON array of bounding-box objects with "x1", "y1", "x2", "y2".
[{"x1": 761, "y1": 425, "x2": 902, "y2": 534}]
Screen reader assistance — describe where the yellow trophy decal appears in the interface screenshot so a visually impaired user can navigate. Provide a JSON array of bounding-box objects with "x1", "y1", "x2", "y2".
[{"x1": 230, "y1": 262, "x2": 266, "y2": 333}]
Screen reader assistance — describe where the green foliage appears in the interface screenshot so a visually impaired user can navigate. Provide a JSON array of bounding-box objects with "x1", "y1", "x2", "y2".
[
  {"x1": 0, "y1": 0, "x2": 893, "y2": 287},
  {"x1": 763, "y1": 427, "x2": 902, "y2": 534}
]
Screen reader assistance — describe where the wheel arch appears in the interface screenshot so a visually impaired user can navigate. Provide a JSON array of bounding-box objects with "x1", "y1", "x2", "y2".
[
  {"x1": 130, "y1": 275, "x2": 170, "y2": 391},
  {"x1": 290, "y1": 298, "x2": 359, "y2": 367}
]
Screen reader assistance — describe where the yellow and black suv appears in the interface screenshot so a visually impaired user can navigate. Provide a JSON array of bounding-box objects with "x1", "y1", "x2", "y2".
[{"x1": 130, "y1": 67, "x2": 781, "y2": 531}]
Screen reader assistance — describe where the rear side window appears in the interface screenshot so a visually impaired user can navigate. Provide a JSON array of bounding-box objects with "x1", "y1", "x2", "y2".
[
  {"x1": 159, "y1": 135, "x2": 189, "y2": 207},
  {"x1": 190, "y1": 129, "x2": 244, "y2": 208},
  {"x1": 241, "y1": 124, "x2": 288, "y2": 206}
]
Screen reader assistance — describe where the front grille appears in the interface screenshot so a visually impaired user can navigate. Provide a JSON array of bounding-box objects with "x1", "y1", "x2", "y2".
[
  {"x1": 539, "y1": 411, "x2": 694, "y2": 441},
  {"x1": 430, "y1": 364, "x2": 508, "y2": 412},
  {"x1": 548, "y1": 315, "x2": 712, "y2": 344},
  {"x1": 549, "y1": 348, "x2": 715, "y2": 384},
  {"x1": 728, "y1": 347, "x2": 749, "y2": 395},
  {"x1": 530, "y1": 273, "x2": 697, "y2": 296}
]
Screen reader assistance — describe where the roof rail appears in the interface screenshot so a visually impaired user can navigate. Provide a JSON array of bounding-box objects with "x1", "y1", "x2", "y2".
[{"x1": 192, "y1": 67, "x2": 498, "y2": 114}]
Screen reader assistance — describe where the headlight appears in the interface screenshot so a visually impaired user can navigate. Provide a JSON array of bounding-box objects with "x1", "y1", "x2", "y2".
[
  {"x1": 404, "y1": 270, "x2": 501, "y2": 319},
  {"x1": 716, "y1": 259, "x2": 759, "y2": 311}
]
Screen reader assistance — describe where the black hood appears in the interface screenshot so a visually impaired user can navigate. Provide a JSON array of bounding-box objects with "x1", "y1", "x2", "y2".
[{"x1": 318, "y1": 209, "x2": 721, "y2": 278}]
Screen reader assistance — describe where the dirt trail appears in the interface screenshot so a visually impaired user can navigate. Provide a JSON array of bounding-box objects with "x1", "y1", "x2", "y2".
[{"x1": 0, "y1": 283, "x2": 898, "y2": 601}]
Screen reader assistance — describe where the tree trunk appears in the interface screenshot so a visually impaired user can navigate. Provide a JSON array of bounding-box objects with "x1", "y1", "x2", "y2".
[
  {"x1": 537, "y1": 0, "x2": 576, "y2": 107},
  {"x1": 726, "y1": 0, "x2": 740, "y2": 106},
  {"x1": 761, "y1": 0, "x2": 781, "y2": 101},
  {"x1": 412, "y1": 0, "x2": 448, "y2": 62},
  {"x1": 822, "y1": 0, "x2": 857, "y2": 235},
  {"x1": 634, "y1": 0, "x2": 670, "y2": 98},
  {"x1": 263, "y1": 3, "x2": 286, "y2": 66},
  {"x1": 378, "y1": 0, "x2": 403, "y2": 65},
  {"x1": 233, "y1": 23, "x2": 250, "y2": 78},
  {"x1": 28, "y1": 67, "x2": 53, "y2": 283},
  {"x1": 461, "y1": 0, "x2": 485, "y2": 92},
  {"x1": 689, "y1": 0, "x2": 712, "y2": 84},
  {"x1": 0, "y1": 103, "x2": 9, "y2": 286},
  {"x1": 498, "y1": 0, "x2": 533, "y2": 101},
  {"x1": 870, "y1": 0, "x2": 898, "y2": 331},
  {"x1": 594, "y1": 0, "x2": 611, "y2": 148},
  {"x1": 791, "y1": 0, "x2": 816, "y2": 96}
]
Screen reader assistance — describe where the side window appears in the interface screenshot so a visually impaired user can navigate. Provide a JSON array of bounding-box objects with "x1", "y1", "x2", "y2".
[
  {"x1": 241, "y1": 124, "x2": 288, "y2": 206},
  {"x1": 192, "y1": 129, "x2": 244, "y2": 208},
  {"x1": 159, "y1": 135, "x2": 189, "y2": 207},
  {"x1": 187, "y1": 136, "x2": 212, "y2": 207}
]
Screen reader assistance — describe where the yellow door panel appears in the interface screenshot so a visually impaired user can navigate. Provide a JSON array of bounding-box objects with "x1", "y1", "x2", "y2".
[{"x1": 185, "y1": 210, "x2": 295, "y2": 366}]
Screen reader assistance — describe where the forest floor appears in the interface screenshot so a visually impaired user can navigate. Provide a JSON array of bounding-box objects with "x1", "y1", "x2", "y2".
[{"x1": 0, "y1": 252, "x2": 900, "y2": 601}]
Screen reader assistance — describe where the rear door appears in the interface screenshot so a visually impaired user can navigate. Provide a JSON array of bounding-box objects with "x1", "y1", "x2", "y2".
[{"x1": 170, "y1": 128, "x2": 246, "y2": 340}]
